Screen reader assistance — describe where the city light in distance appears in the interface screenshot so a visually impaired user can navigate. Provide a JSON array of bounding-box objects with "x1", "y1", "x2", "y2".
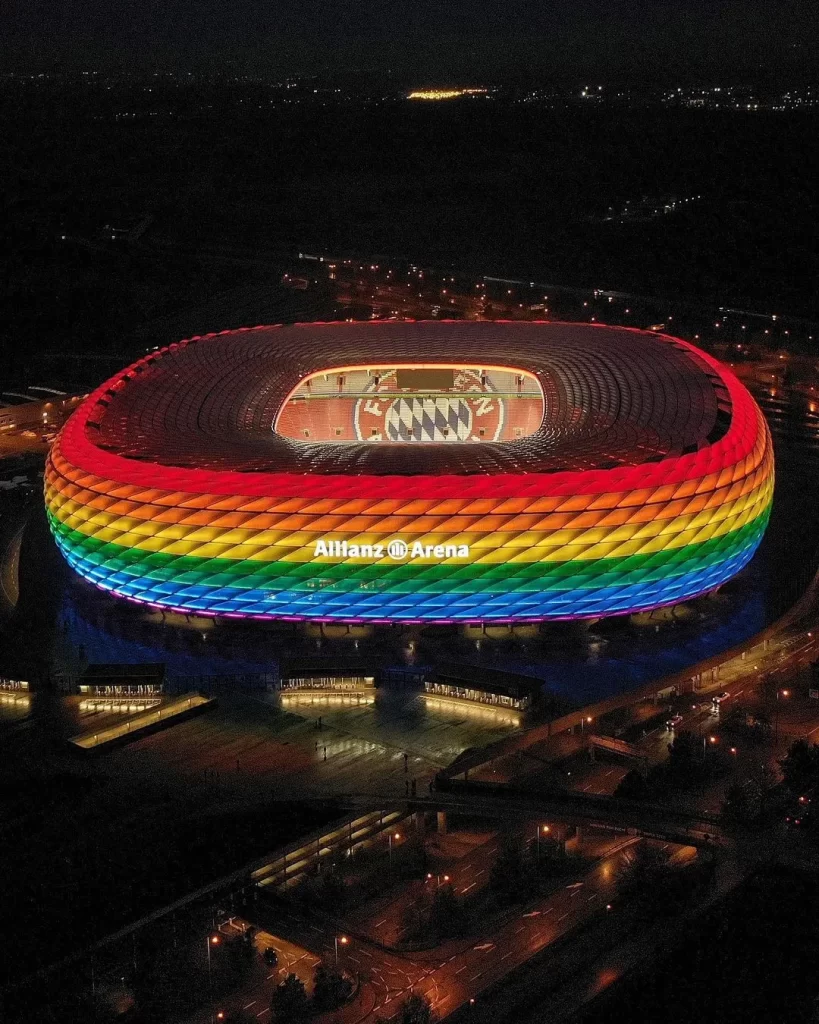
[{"x1": 407, "y1": 88, "x2": 488, "y2": 101}]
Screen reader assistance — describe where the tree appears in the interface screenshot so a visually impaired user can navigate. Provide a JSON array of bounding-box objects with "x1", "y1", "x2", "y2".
[
  {"x1": 397, "y1": 992, "x2": 433, "y2": 1024},
  {"x1": 780, "y1": 739, "x2": 819, "y2": 796},
  {"x1": 721, "y1": 782, "x2": 754, "y2": 826},
  {"x1": 132, "y1": 934, "x2": 208, "y2": 1019},
  {"x1": 721, "y1": 703, "x2": 749, "y2": 733},
  {"x1": 401, "y1": 882, "x2": 461, "y2": 943},
  {"x1": 429, "y1": 883, "x2": 460, "y2": 940},
  {"x1": 713, "y1": 704, "x2": 771, "y2": 745},
  {"x1": 319, "y1": 868, "x2": 347, "y2": 912},
  {"x1": 616, "y1": 844, "x2": 672, "y2": 904},
  {"x1": 401, "y1": 892, "x2": 426, "y2": 942},
  {"x1": 239, "y1": 927, "x2": 256, "y2": 961},
  {"x1": 271, "y1": 973, "x2": 309, "y2": 1023},
  {"x1": 668, "y1": 729, "x2": 698, "y2": 768},
  {"x1": 614, "y1": 768, "x2": 650, "y2": 800},
  {"x1": 489, "y1": 835, "x2": 529, "y2": 897},
  {"x1": 758, "y1": 674, "x2": 780, "y2": 707},
  {"x1": 313, "y1": 964, "x2": 353, "y2": 1011},
  {"x1": 746, "y1": 758, "x2": 780, "y2": 817},
  {"x1": 753, "y1": 709, "x2": 772, "y2": 738}
]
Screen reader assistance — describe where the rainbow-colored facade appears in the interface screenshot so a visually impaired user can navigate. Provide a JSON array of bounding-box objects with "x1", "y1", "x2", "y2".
[{"x1": 44, "y1": 322, "x2": 773, "y2": 623}]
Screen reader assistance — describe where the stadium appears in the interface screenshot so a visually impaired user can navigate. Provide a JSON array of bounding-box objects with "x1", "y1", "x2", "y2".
[{"x1": 44, "y1": 321, "x2": 774, "y2": 623}]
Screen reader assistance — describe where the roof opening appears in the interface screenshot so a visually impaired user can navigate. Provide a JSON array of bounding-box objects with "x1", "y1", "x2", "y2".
[{"x1": 275, "y1": 364, "x2": 545, "y2": 444}]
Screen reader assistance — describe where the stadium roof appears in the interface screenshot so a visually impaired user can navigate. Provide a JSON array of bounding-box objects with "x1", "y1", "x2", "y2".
[{"x1": 85, "y1": 322, "x2": 732, "y2": 477}]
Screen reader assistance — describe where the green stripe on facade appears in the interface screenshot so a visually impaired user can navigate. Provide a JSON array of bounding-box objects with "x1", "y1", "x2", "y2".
[{"x1": 47, "y1": 501, "x2": 771, "y2": 595}]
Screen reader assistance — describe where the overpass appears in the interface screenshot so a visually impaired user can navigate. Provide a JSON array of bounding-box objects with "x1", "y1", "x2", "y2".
[
  {"x1": 243, "y1": 784, "x2": 725, "y2": 899},
  {"x1": 330, "y1": 785, "x2": 726, "y2": 852},
  {"x1": 588, "y1": 734, "x2": 649, "y2": 766},
  {"x1": 416, "y1": 787, "x2": 723, "y2": 849},
  {"x1": 418, "y1": 788, "x2": 721, "y2": 848}
]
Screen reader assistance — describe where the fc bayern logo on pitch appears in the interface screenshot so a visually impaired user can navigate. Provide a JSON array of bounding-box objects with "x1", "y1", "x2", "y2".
[{"x1": 354, "y1": 368, "x2": 505, "y2": 442}]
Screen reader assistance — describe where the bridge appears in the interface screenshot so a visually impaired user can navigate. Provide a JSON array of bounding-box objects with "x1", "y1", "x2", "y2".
[
  {"x1": 406, "y1": 785, "x2": 723, "y2": 850},
  {"x1": 242, "y1": 784, "x2": 726, "y2": 897},
  {"x1": 588, "y1": 733, "x2": 649, "y2": 766}
]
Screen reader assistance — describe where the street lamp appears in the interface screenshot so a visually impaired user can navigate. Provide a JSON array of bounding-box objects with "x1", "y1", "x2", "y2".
[
  {"x1": 335, "y1": 935, "x2": 348, "y2": 965},
  {"x1": 206, "y1": 935, "x2": 220, "y2": 1024},
  {"x1": 536, "y1": 825, "x2": 550, "y2": 862},
  {"x1": 388, "y1": 831, "x2": 401, "y2": 867},
  {"x1": 775, "y1": 688, "x2": 789, "y2": 743},
  {"x1": 691, "y1": 705, "x2": 704, "y2": 744}
]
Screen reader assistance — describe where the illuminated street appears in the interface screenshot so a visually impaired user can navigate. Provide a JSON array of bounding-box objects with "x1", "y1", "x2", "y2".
[{"x1": 187, "y1": 836, "x2": 692, "y2": 1023}]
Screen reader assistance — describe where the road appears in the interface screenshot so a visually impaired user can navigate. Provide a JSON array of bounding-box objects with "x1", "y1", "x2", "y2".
[
  {"x1": 345, "y1": 825, "x2": 632, "y2": 948},
  {"x1": 182, "y1": 920, "x2": 321, "y2": 1024},
  {"x1": 191, "y1": 836, "x2": 684, "y2": 1023},
  {"x1": 0, "y1": 503, "x2": 28, "y2": 612},
  {"x1": 406, "y1": 838, "x2": 683, "y2": 1023},
  {"x1": 346, "y1": 829, "x2": 504, "y2": 947}
]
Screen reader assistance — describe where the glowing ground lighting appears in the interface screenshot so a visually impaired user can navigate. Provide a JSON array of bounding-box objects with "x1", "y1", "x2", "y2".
[
  {"x1": 280, "y1": 692, "x2": 375, "y2": 707},
  {"x1": 44, "y1": 321, "x2": 773, "y2": 623},
  {"x1": 421, "y1": 694, "x2": 521, "y2": 726},
  {"x1": 0, "y1": 692, "x2": 31, "y2": 708},
  {"x1": 0, "y1": 680, "x2": 30, "y2": 708}
]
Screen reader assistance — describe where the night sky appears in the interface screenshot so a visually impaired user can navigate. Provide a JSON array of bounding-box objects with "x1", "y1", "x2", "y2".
[{"x1": 2, "y1": 0, "x2": 818, "y2": 80}]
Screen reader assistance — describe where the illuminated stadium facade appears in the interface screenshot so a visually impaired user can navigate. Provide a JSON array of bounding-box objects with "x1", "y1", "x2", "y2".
[{"x1": 44, "y1": 322, "x2": 774, "y2": 623}]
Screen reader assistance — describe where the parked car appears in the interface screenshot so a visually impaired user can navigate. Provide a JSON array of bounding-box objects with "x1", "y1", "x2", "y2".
[{"x1": 263, "y1": 946, "x2": 278, "y2": 967}]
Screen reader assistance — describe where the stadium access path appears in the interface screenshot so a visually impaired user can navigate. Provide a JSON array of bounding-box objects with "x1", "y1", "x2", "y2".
[{"x1": 95, "y1": 689, "x2": 521, "y2": 807}]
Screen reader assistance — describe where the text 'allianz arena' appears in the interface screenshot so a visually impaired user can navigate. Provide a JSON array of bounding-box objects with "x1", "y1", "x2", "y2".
[{"x1": 44, "y1": 321, "x2": 774, "y2": 623}]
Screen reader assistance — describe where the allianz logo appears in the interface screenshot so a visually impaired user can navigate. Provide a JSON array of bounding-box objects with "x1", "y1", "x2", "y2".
[{"x1": 313, "y1": 538, "x2": 470, "y2": 561}]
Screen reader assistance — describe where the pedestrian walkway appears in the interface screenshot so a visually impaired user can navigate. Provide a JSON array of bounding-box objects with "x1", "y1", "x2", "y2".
[{"x1": 68, "y1": 693, "x2": 214, "y2": 752}]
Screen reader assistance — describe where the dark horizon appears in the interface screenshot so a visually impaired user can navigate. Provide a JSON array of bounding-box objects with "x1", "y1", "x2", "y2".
[{"x1": 3, "y1": 0, "x2": 819, "y2": 82}]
